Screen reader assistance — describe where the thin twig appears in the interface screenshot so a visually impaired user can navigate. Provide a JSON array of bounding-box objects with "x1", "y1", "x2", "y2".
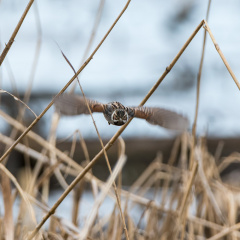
[
  {"x1": 59, "y1": 48, "x2": 130, "y2": 239},
  {"x1": 0, "y1": 0, "x2": 132, "y2": 165},
  {"x1": 207, "y1": 223, "x2": 240, "y2": 240},
  {"x1": 79, "y1": 151, "x2": 127, "y2": 239},
  {"x1": 27, "y1": 18, "x2": 204, "y2": 239},
  {"x1": 191, "y1": 1, "x2": 211, "y2": 152},
  {"x1": 177, "y1": 4, "x2": 212, "y2": 238},
  {"x1": 0, "y1": 89, "x2": 37, "y2": 118},
  {"x1": 203, "y1": 20, "x2": 240, "y2": 90},
  {"x1": 0, "y1": 0, "x2": 35, "y2": 65},
  {"x1": 0, "y1": 164, "x2": 37, "y2": 225},
  {"x1": 195, "y1": 146, "x2": 226, "y2": 225},
  {"x1": 70, "y1": 0, "x2": 105, "y2": 93}
]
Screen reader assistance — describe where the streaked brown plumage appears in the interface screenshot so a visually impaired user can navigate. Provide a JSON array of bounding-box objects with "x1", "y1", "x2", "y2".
[{"x1": 55, "y1": 93, "x2": 189, "y2": 131}]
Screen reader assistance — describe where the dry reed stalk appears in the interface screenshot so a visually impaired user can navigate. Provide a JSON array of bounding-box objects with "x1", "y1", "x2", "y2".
[
  {"x1": 105, "y1": 205, "x2": 116, "y2": 238},
  {"x1": 0, "y1": 110, "x2": 81, "y2": 166},
  {"x1": 0, "y1": 172, "x2": 14, "y2": 240},
  {"x1": 55, "y1": 0, "x2": 104, "y2": 226},
  {"x1": 214, "y1": 141, "x2": 225, "y2": 163},
  {"x1": 57, "y1": 129, "x2": 95, "y2": 225},
  {"x1": 0, "y1": 14, "x2": 41, "y2": 234},
  {"x1": 32, "y1": 151, "x2": 50, "y2": 185},
  {"x1": 0, "y1": 132, "x2": 57, "y2": 166},
  {"x1": 0, "y1": 164, "x2": 36, "y2": 225},
  {"x1": 0, "y1": 219, "x2": 3, "y2": 240},
  {"x1": 191, "y1": 0, "x2": 211, "y2": 149},
  {"x1": 72, "y1": 180, "x2": 85, "y2": 226},
  {"x1": 79, "y1": 152, "x2": 127, "y2": 239},
  {"x1": 126, "y1": 214, "x2": 135, "y2": 240},
  {"x1": 35, "y1": 160, "x2": 64, "y2": 189},
  {"x1": 60, "y1": 47, "x2": 130, "y2": 240},
  {"x1": 158, "y1": 162, "x2": 185, "y2": 176},
  {"x1": 168, "y1": 135, "x2": 182, "y2": 164},
  {"x1": 48, "y1": 217, "x2": 58, "y2": 235},
  {"x1": 145, "y1": 205, "x2": 158, "y2": 238},
  {"x1": 0, "y1": 130, "x2": 111, "y2": 196},
  {"x1": 113, "y1": 216, "x2": 122, "y2": 240},
  {"x1": 0, "y1": 113, "x2": 185, "y2": 216},
  {"x1": 136, "y1": 171, "x2": 178, "y2": 200},
  {"x1": 0, "y1": 110, "x2": 98, "y2": 180},
  {"x1": 207, "y1": 223, "x2": 240, "y2": 240},
  {"x1": 160, "y1": 137, "x2": 182, "y2": 210},
  {"x1": 204, "y1": 20, "x2": 240, "y2": 90},
  {"x1": 129, "y1": 149, "x2": 183, "y2": 211},
  {"x1": 0, "y1": 0, "x2": 35, "y2": 65},
  {"x1": 6, "y1": 129, "x2": 240, "y2": 239},
  {"x1": 2, "y1": 4, "x2": 240, "y2": 239},
  {"x1": 175, "y1": 4, "x2": 211, "y2": 238},
  {"x1": 13, "y1": 1, "x2": 42, "y2": 129},
  {"x1": 129, "y1": 160, "x2": 160, "y2": 194},
  {"x1": 63, "y1": 130, "x2": 91, "y2": 163},
  {"x1": 227, "y1": 193, "x2": 237, "y2": 226},
  {"x1": 0, "y1": 89, "x2": 36, "y2": 240},
  {"x1": 2, "y1": 22, "x2": 206, "y2": 231},
  {"x1": 26, "y1": 194, "x2": 82, "y2": 236},
  {"x1": 178, "y1": 3, "x2": 212, "y2": 238},
  {"x1": 0, "y1": 90, "x2": 37, "y2": 118},
  {"x1": 175, "y1": 6, "x2": 238, "y2": 239},
  {"x1": 2, "y1": 15, "x2": 204, "y2": 177},
  {"x1": 195, "y1": 146, "x2": 226, "y2": 224},
  {"x1": 175, "y1": 160, "x2": 198, "y2": 234},
  {"x1": 27, "y1": 2, "x2": 133, "y2": 237},
  {"x1": 218, "y1": 153, "x2": 240, "y2": 173},
  {"x1": 0, "y1": 0, "x2": 132, "y2": 166},
  {"x1": 21, "y1": 2, "x2": 42, "y2": 106},
  {"x1": 188, "y1": 220, "x2": 194, "y2": 240},
  {"x1": 47, "y1": 112, "x2": 69, "y2": 190},
  {"x1": 70, "y1": 0, "x2": 105, "y2": 93},
  {"x1": 54, "y1": 118, "x2": 70, "y2": 184}
]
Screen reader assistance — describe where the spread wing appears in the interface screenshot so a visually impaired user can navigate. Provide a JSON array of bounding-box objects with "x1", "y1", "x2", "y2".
[
  {"x1": 54, "y1": 93, "x2": 104, "y2": 115},
  {"x1": 131, "y1": 107, "x2": 189, "y2": 131}
]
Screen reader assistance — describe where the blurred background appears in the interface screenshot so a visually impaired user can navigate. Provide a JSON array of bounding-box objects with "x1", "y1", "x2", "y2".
[
  {"x1": 1, "y1": 0, "x2": 240, "y2": 138},
  {"x1": 1, "y1": 0, "x2": 240, "y2": 182},
  {"x1": 2, "y1": 2, "x2": 240, "y2": 233}
]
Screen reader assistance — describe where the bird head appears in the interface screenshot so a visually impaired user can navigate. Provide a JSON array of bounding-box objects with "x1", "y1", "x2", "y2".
[{"x1": 111, "y1": 109, "x2": 128, "y2": 126}]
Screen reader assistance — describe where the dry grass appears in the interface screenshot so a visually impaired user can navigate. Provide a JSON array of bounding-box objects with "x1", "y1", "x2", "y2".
[
  {"x1": 2, "y1": 130, "x2": 240, "y2": 239},
  {"x1": 1, "y1": 0, "x2": 240, "y2": 239}
]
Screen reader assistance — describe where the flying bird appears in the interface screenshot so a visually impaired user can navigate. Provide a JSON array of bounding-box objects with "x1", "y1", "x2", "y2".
[{"x1": 55, "y1": 93, "x2": 189, "y2": 131}]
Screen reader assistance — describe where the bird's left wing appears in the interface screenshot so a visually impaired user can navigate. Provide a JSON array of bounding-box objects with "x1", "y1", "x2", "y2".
[{"x1": 55, "y1": 93, "x2": 104, "y2": 115}]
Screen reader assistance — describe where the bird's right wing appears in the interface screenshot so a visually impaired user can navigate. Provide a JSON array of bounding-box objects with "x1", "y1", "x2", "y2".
[
  {"x1": 54, "y1": 93, "x2": 104, "y2": 115},
  {"x1": 133, "y1": 107, "x2": 189, "y2": 131}
]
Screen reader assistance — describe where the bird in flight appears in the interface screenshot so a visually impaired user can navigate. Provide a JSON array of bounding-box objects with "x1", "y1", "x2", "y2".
[{"x1": 55, "y1": 93, "x2": 189, "y2": 131}]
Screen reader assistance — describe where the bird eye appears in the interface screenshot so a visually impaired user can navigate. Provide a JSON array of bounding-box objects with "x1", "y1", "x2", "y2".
[{"x1": 111, "y1": 111, "x2": 119, "y2": 122}]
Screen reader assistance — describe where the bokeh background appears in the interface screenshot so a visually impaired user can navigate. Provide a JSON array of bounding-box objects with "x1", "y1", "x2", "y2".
[
  {"x1": 1, "y1": 0, "x2": 240, "y2": 140},
  {"x1": 2, "y1": 1, "x2": 240, "y2": 235}
]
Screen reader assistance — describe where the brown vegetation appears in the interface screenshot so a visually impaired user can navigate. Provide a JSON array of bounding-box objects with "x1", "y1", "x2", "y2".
[{"x1": 1, "y1": 0, "x2": 240, "y2": 239}]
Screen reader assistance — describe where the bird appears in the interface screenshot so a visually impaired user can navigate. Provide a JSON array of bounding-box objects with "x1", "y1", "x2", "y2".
[{"x1": 54, "y1": 93, "x2": 189, "y2": 131}]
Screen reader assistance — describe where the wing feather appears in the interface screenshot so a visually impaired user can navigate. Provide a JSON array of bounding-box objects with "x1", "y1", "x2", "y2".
[
  {"x1": 133, "y1": 107, "x2": 189, "y2": 131},
  {"x1": 55, "y1": 93, "x2": 104, "y2": 115}
]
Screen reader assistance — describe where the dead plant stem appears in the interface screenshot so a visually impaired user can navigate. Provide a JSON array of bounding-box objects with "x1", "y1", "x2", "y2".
[
  {"x1": 207, "y1": 223, "x2": 240, "y2": 240},
  {"x1": 60, "y1": 47, "x2": 130, "y2": 239},
  {"x1": 0, "y1": 0, "x2": 35, "y2": 65},
  {"x1": 0, "y1": 0, "x2": 132, "y2": 165},
  {"x1": 179, "y1": 3, "x2": 211, "y2": 237},
  {"x1": 203, "y1": 20, "x2": 240, "y2": 90},
  {"x1": 70, "y1": 0, "x2": 105, "y2": 93},
  {"x1": 28, "y1": 18, "x2": 204, "y2": 239}
]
